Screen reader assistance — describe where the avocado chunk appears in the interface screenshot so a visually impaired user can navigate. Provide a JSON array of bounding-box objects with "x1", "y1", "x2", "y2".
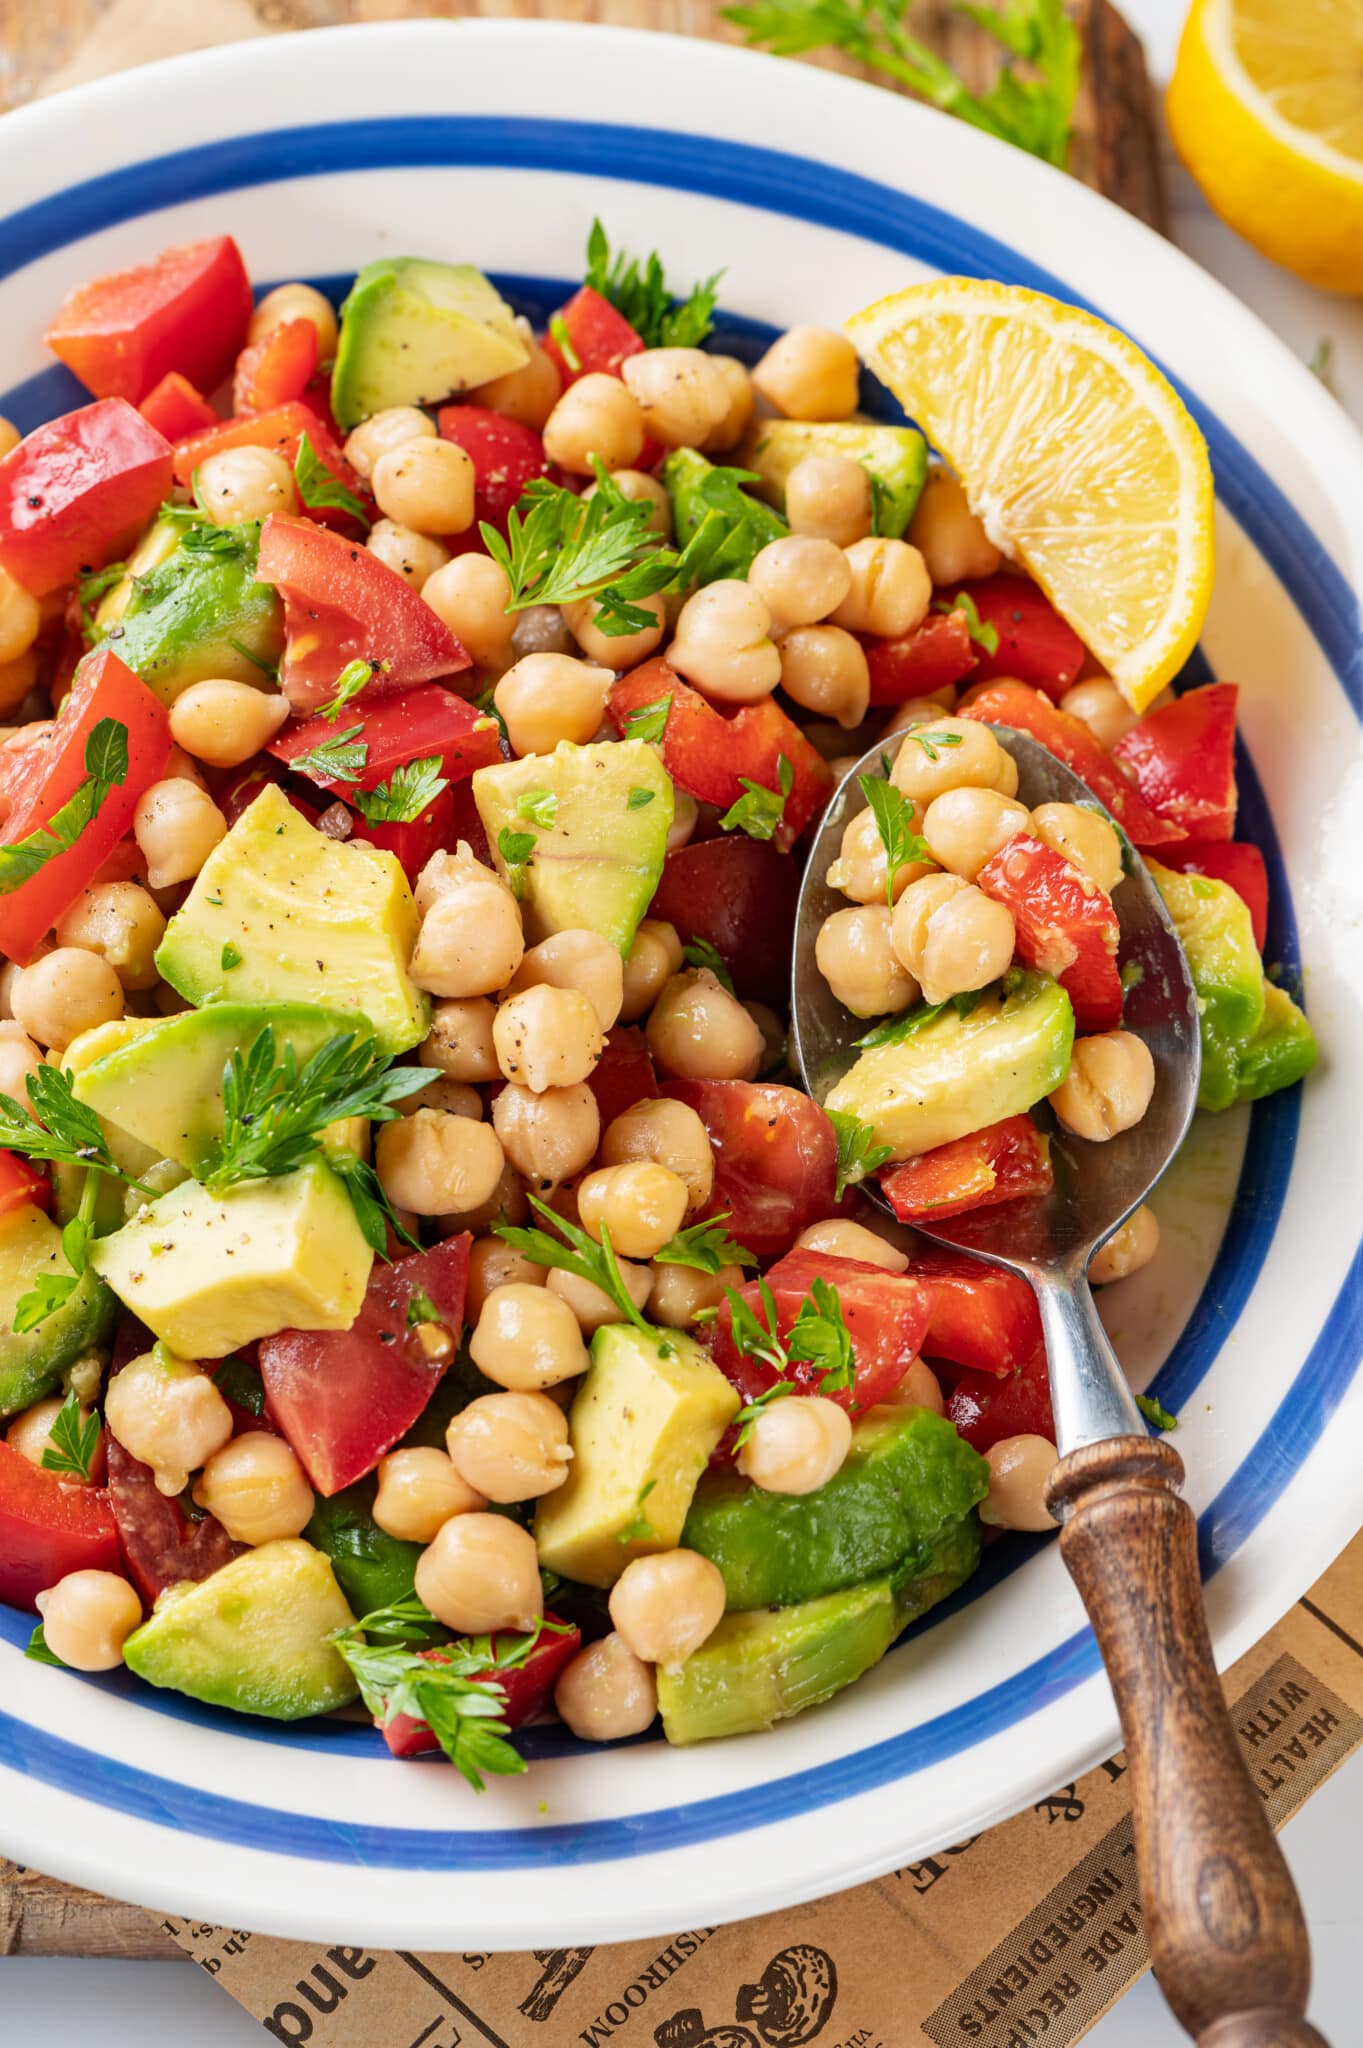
[
  {"x1": 88, "y1": 1157, "x2": 372, "y2": 1357},
  {"x1": 331, "y1": 259, "x2": 528, "y2": 431},
  {"x1": 534, "y1": 1323, "x2": 740, "y2": 1588},
  {"x1": 97, "y1": 514, "x2": 284, "y2": 703},
  {"x1": 155, "y1": 783, "x2": 429, "y2": 1055},
  {"x1": 0, "y1": 1203, "x2": 117, "y2": 1419},
  {"x1": 122, "y1": 1538, "x2": 359, "y2": 1719},
  {"x1": 474, "y1": 739, "x2": 674, "y2": 956},
  {"x1": 73, "y1": 1001, "x2": 374, "y2": 1176},
  {"x1": 663, "y1": 449, "x2": 788, "y2": 583},
  {"x1": 741, "y1": 421, "x2": 928, "y2": 538},
  {"x1": 657, "y1": 1515, "x2": 981, "y2": 1743},
  {"x1": 1148, "y1": 862, "x2": 1268, "y2": 1112},
  {"x1": 306, "y1": 1479, "x2": 427, "y2": 1623},
  {"x1": 826, "y1": 970, "x2": 1074, "y2": 1160},
  {"x1": 682, "y1": 1405, "x2": 988, "y2": 1610},
  {"x1": 1235, "y1": 980, "x2": 1318, "y2": 1103}
]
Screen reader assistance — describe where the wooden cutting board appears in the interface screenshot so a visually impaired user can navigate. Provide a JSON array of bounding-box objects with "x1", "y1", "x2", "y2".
[{"x1": 0, "y1": 0, "x2": 1165, "y2": 1963}]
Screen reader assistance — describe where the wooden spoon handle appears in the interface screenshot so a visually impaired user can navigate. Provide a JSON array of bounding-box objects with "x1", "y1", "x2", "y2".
[{"x1": 1046, "y1": 1437, "x2": 1329, "y2": 2048}]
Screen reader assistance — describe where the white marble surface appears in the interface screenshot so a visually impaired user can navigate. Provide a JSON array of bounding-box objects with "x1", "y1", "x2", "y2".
[{"x1": 8, "y1": 3, "x2": 1363, "y2": 2040}]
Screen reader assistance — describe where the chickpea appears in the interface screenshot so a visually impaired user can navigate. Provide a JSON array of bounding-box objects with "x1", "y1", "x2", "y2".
[
  {"x1": 784, "y1": 454, "x2": 872, "y2": 549},
  {"x1": 748, "y1": 535, "x2": 852, "y2": 635},
  {"x1": 421, "y1": 554, "x2": 515, "y2": 669},
  {"x1": 555, "y1": 1632, "x2": 658, "y2": 1741},
  {"x1": 547, "y1": 1258, "x2": 653, "y2": 1335},
  {"x1": 0, "y1": 649, "x2": 38, "y2": 718},
  {"x1": 1030, "y1": 801, "x2": 1124, "y2": 896},
  {"x1": 344, "y1": 405, "x2": 436, "y2": 482},
  {"x1": 647, "y1": 1259, "x2": 741, "y2": 1330},
  {"x1": 816, "y1": 904, "x2": 917, "y2": 1019},
  {"x1": 7, "y1": 1394, "x2": 99, "y2": 1473},
  {"x1": 621, "y1": 347, "x2": 731, "y2": 449},
  {"x1": 752, "y1": 326, "x2": 860, "y2": 420},
  {"x1": 167, "y1": 678, "x2": 290, "y2": 770},
  {"x1": 104, "y1": 1348, "x2": 233, "y2": 1497},
  {"x1": 470, "y1": 1282, "x2": 590, "y2": 1390},
  {"x1": 620, "y1": 918, "x2": 683, "y2": 1023},
  {"x1": 51, "y1": 881, "x2": 163, "y2": 992},
  {"x1": 583, "y1": 466, "x2": 671, "y2": 538},
  {"x1": 1061, "y1": 677, "x2": 1138, "y2": 750},
  {"x1": 703, "y1": 356, "x2": 755, "y2": 453},
  {"x1": 577, "y1": 1161, "x2": 689, "y2": 1260},
  {"x1": 609, "y1": 1549, "x2": 726, "y2": 1671},
  {"x1": 668, "y1": 581, "x2": 780, "y2": 706},
  {"x1": 373, "y1": 1446, "x2": 483, "y2": 1543},
  {"x1": 602, "y1": 1098, "x2": 714, "y2": 1213},
  {"x1": 978, "y1": 1434, "x2": 1058, "y2": 1532},
  {"x1": 542, "y1": 372, "x2": 644, "y2": 475},
  {"x1": 493, "y1": 984, "x2": 604, "y2": 1094},
  {"x1": 881, "y1": 693, "x2": 958, "y2": 737},
  {"x1": 11, "y1": 947, "x2": 123, "y2": 1051},
  {"x1": 192, "y1": 1432, "x2": 314, "y2": 1545},
  {"x1": 922, "y1": 786, "x2": 1030, "y2": 881},
  {"x1": 446, "y1": 1390, "x2": 572, "y2": 1502},
  {"x1": 0, "y1": 1021, "x2": 41, "y2": 1105},
  {"x1": 414, "y1": 845, "x2": 479, "y2": 919},
  {"x1": 825, "y1": 803, "x2": 928, "y2": 906},
  {"x1": 35, "y1": 1570, "x2": 141, "y2": 1672},
  {"x1": 493, "y1": 1080, "x2": 599, "y2": 1189},
  {"x1": 372, "y1": 436, "x2": 475, "y2": 537},
  {"x1": 646, "y1": 968, "x2": 764, "y2": 1081},
  {"x1": 507, "y1": 929, "x2": 624, "y2": 1033},
  {"x1": 565, "y1": 590, "x2": 667, "y2": 670},
  {"x1": 420, "y1": 996, "x2": 500, "y2": 1082},
  {"x1": 1049, "y1": 1031, "x2": 1156, "y2": 1141},
  {"x1": 401, "y1": 1074, "x2": 481, "y2": 1121},
  {"x1": 196, "y1": 446, "x2": 298, "y2": 526},
  {"x1": 414, "y1": 1511, "x2": 543, "y2": 1635},
  {"x1": 906, "y1": 469, "x2": 1003, "y2": 585},
  {"x1": 1089, "y1": 1203, "x2": 1161, "y2": 1286},
  {"x1": 891, "y1": 872, "x2": 1015, "y2": 1005},
  {"x1": 466, "y1": 1236, "x2": 545, "y2": 1321},
  {"x1": 433, "y1": 1157, "x2": 528, "y2": 1238},
  {"x1": 881, "y1": 1356, "x2": 945, "y2": 1415},
  {"x1": 375, "y1": 1108, "x2": 504, "y2": 1217},
  {"x1": 494, "y1": 651, "x2": 611, "y2": 755},
  {"x1": 0, "y1": 567, "x2": 41, "y2": 668},
  {"x1": 163, "y1": 742, "x2": 209, "y2": 790},
  {"x1": 832, "y1": 537, "x2": 932, "y2": 640},
  {"x1": 737, "y1": 1395, "x2": 852, "y2": 1495},
  {"x1": 889, "y1": 716, "x2": 1010, "y2": 806},
  {"x1": 410, "y1": 874, "x2": 524, "y2": 998},
  {"x1": 794, "y1": 1218, "x2": 908, "y2": 1271},
  {"x1": 249, "y1": 281, "x2": 338, "y2": 358},
  {"x1": 366, "y1": 518, "x2": 449, "y2": 590},
  {"x1": 778, "y1": 624, "x2": 870, "y2": 730},
  {"x1": 0, "y1": 415, "x2": 21, "y2": 459},
  {"x1": 469, "y1": 322, "x2": 561, "y2": 430},
  {"x1": 133, "y1": 778, "x2": 227, "y2": 890}
]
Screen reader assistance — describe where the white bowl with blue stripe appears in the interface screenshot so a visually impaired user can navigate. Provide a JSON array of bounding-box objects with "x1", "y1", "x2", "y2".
[{"x1": 1, "y1": 18, "x2": 1361, "y2": 1951}]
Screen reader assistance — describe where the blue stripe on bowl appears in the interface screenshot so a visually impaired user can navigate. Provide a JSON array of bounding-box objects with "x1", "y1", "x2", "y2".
[{"x1": 0, "y1": 114, "x2": 1347, "y2": 1868}]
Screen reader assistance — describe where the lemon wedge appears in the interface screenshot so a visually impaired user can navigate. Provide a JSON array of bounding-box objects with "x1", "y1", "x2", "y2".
[
  {"x1": 1168, "y1": 0, "x2": 1363, "y2": 295},
  {"x1": 846, "y1": 279, "x2": 1215, "y2": 712}
]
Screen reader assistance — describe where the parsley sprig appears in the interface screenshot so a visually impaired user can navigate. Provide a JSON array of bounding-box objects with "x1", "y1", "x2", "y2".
[
  {"x1": 654, "y1": 1211, "x2": 757, "y2": 1275},
  {"x1": 39, "y1": 1390, "x2": 101, "y2": 1484},
  {"x1": 496, "y1": 1196, "x2": 652, "y2": 1334},
  {"x1": 853, "y1": 987, "x2": 985, "y2": 1049},
  {"x1": 827, "y1": 1108, "x2": 894, "y2": 1200},
  {"x1": 583, "y1": 218, "x2": 723, "y2": 350},
  {"x1": 0, "y1": 718, "x2": 128, "y2": 897},
  {"x1": 1136, "y1": 1393, "x2": 1178, "y2": 1433},
  {"x1": 320, "y1": 659, "x2": 383, "y2": 723},
  {"x1": 720, "y1": 754, "x2": 794, "y2": 842},
  {"x1": 624, "y1": 694, "x2": 673, "y2": 746},
  {"x1": 482, "y1": 467, "x2": 674, "y2": 636},
  {"x1": 726, "y1": 1275, "x2": 857, "y2": 1440},
  {"x1": 680, "y1": 938, "x2": 734, "y2": 994},
  {"x1": 295, "y1": 432, "x2": 369, "y2": 526},
  {"x1": 858, "y1": 768, "x2": 934, "y2": 906},
  {"x1": 350, "y1": 757, "x2": 449, "y2": 826},
  {"x1": 288, "y1": 724, "x2": 369, "y2": 784},
  {"x1": 934, "y1": 589, "x2": 999, "y2": 654},
  {"x1": 907, "y1": 728, "x2": 966, "y2": 764}
]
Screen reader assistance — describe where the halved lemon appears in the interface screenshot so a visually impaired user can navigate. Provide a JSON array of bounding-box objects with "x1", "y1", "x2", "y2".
[
  {"x1": 1168, "y1": 0, "x2": 1363, "y2": 295},
  {"x1": 846, "y1": 279, "x2": 1215, "y2": 712}
]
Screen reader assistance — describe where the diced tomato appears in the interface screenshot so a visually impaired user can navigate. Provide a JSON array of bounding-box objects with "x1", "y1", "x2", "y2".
[
  {"x1": 610, "y1": 658, "x2": 832, "y2": 854},
  {"x1": 948, "y1": 577, "x2": 1086, "y2": 699},
  {"x1": 270, "y1": 682, "x2": 501, "y2": 793},
  {"x1": 945, "y1": 1346, "x2": 1054, "y2": 1452},
  {"x1": 45, "y1": 235, "x2": 252, "y2": 406},
  {"x1": 260, "y1": 1236, "x2": 471, "y2": 1496},
  {"x1": 864, "y1": 611, "x2": 977, "y2": 706},
  {"x1": 138, "y1": 372, "x2": 219, "y2": 442},
  {"x1": 880, "y1": 1116, "x2": 1053, "y2": 1223},
  {"x1": 961, "y1": 682, "x2": 1182, "y2": 848},
  {"x1": 105, "y1": 1432, "x2": 242, "y2": 1608},
  {"x1": 714, "y1": 1249, "x2": 936, "y2": 1416},
  {"x1": 1160, "y1": 839, "x2": 1268, "y2": 952},
  {"x1": 256, "y1": 515, "x2": 470, "y2": 713},
  {"x1": 0, "y1": 1440, "x2": 122, "y2": 1611},
  {"x1": 380, "y1": 1617, "x2": 583, "y2": 1758},
  {"x1": 978, "y1": 833, "x2": 1123, "y2": 1033},
  {"x1": 650, "y1": 835, "x2": 799, "y2": 1006},
  {"x1": 663, "y1": 1079, "x2": 837, "y2": 1258},
  {"x1": 0, "y1": 647, "x2": 170, "y2": 964},
  {"x1": 349, "y1": 781, "x2": 456, "y2": 884},
  {"x1": 0, "y1": 399, "x2": 173, "y2": 596},
  {"x1": 542, "y1": 286, "x2": 644, "y2": 385},
  {"x1": 234, "y1": 318, "x2": 319, "y2": 417},
  {"x1": 907, "y1": 1248, "x2": 1042, "y2": 1378},
  {"x1": 1112, "y1": 682, "x2": 1238, "y2": 843},
  {"x1": 587, "y1": 1026, "x2": 659, "y2": 1128},
  {"x1": 437, "y1": 406, "x2": 552, "y2": 537},
  {"x1": 0, "y1": 1156, "x2": 51, "y2": 1219}
]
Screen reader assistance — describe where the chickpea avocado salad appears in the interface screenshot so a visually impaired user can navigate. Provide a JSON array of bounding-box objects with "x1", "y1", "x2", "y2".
[{"x1": 0, "y1": 226, "x2": 1314, "y2": 1787}]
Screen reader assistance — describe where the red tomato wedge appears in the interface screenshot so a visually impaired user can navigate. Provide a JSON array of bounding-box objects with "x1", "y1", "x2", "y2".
[
  {"x1": 138, "y1": 372, "x2": 219, "y2": 442},
  {"x1": 45, "y1": 235, "x2": 252, "y2": 405},
  {"x1": 650, "y1": 835, "x2": 799, "y2": 1006},
  {"x1": 961, "y1": 682, "x2": 1182, "y2": 848},
  {"x1": 269, "y1": 682, "x2": 501, "y2": 793},
  {"x1": 437, "y1": 406, "x2": 552, "y2": 537},
  {"x1": 1160, "y1": 839, "x2": 1268, "y2": 951},
  {"x1": 256, "y1": 514, "x2": 470, "y2": 713},
  {"x1": 259, "y1": 1235, "x2": 471, "y2": 1496},
  {"x1": 0, "y1": 1440, "x2": 121, "y2": 1611},
  {"x1": 233, "y1": 317, "x2": 319, "y2": 417},
  {"x1": 380, "y1": 1618, "x2": 583, "y2": 1759},
  {"x1": 542, "y1": 286, "x2": 645, "y2": 385},
  {"x1": 0, "y1": 647, "x2": 170, "y2": 965},
  {"x1": 947, "y1": 577, "x2": 1086, "y2": 699},
  {"x1": 907, "y1": 1247, "x2": 1042, "y2": 1378},
  {"x1": 349, "y1": 781, "x2": 456, "y2": 885},
  {"x1": 0, "y1": 399, "x2": 173, "y2": 596},
  {"x1": 0, "y1": 1154, "x2": 51, "y2": 1219},
  {"x1": 663, "y1": 1079, "x2": 837, "y2": 1258},
  {"x1": 610, "y1": 658, "x2": 832, "y2": 854},
  {"x1": 977, "y1": 833, "x2": 1123, "y2": 1033},
  {"x1": 945, "y1": 1346, "x2": 1055, "y2": 1452},
  {"x1": 864, "y1": 611, "x2": 977, "y2": 706},
  {"x1": 880, "y1": 1116, "x2": 1053, "y2": 1223},
  {"x1": 714, "y1": 1249, "x2": 937, "y2": 1414},
  {"x1": 105, "y1": 1432, "x2": 243, "y2": 1608},
  {"x1": 1112, "y1": 682, "x2": 1239, "y2": 843},
  {"x1": 587, "y1": 1026, "x2": 659, "y2": 1128}
]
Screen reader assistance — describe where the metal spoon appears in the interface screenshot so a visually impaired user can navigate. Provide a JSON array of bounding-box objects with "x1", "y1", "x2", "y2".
[{"x1": 791, "y1": 725, "x2": 1328, "y2": 2048}]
